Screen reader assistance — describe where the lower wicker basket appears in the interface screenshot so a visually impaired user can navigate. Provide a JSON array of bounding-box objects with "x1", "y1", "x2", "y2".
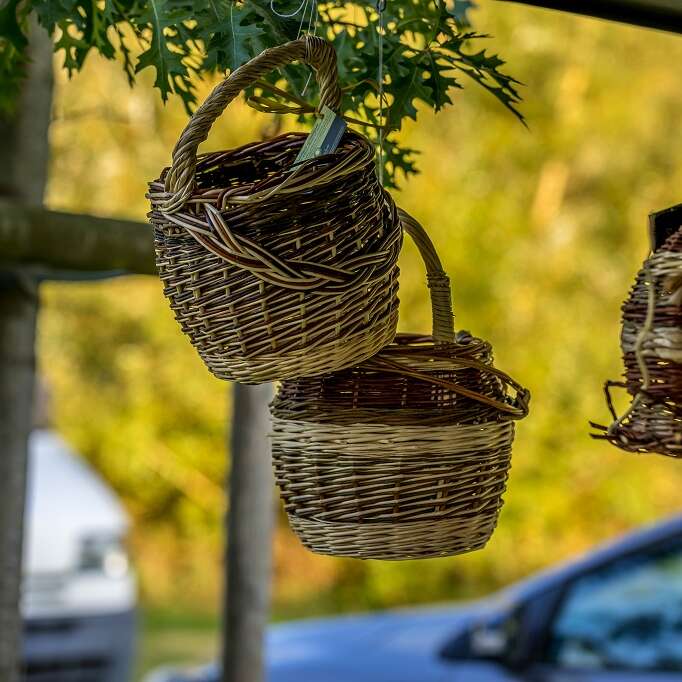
[
  {"x1": 592, "y1": 225, "x2": 682, "y2": 457},
  {"x1": 270, "y1": 210, "x2": 530, "y2": 560}
]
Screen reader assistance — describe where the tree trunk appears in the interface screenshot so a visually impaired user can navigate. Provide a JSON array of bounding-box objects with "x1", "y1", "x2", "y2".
[
  {"x1": 223, "y1": 383, "x2": 275, "y2": 682},
  {"x1": 0, "y1": 18, "x2": 53, "y2": 682}
]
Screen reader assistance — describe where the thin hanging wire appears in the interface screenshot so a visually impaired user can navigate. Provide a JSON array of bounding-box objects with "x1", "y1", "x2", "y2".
[
  {"x1": 270, "y1": 0, "x2": 319, "y2": 97},
  {"x1": 270, "y1": 0, "x2": 308, "y2": 20},
  {"x1": 301, "y1": 0, "x2": 319, "y2": 96},
  {"x1": 306, "y1": 0, "x2": 319, "y2": 36},
  {"x1": 269, "y1": 0, "x2": 317, "y2": 39},
  {"x1": 377, "y1": 0, "x2": 386, "y2": 186}
]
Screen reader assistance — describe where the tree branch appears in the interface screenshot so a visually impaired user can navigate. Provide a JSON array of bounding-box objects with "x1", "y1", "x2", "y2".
[
  {"x1": 497, "y1": 0, "x2": 682, "y2": 34},
  {"x1": 0, "y1": 200, "x2": 155, "y2": 277}
]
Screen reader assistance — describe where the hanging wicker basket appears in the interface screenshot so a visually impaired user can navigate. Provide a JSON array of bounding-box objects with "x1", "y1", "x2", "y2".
[
  {"x1": 592, "y1": 223, "x2": 682, "y2": 456},
  {"x1": 147, "y1": 36, "x2": 401, "y2": 384},
  {"x1": 270, "y1": 210, "x2": 530, "y2": 560}
]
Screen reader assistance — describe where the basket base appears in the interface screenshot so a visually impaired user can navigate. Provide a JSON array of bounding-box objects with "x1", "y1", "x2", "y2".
[
  {"x1": 287, "y1": 514, "x2": 499, "y2": 561},
  {"x1": 201, "y1": 312, "x2": 398, "y2": 383}
]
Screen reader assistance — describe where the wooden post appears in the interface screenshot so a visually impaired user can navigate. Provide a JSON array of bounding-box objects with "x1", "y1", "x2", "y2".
[
  {"x1": 0, "y1": 19, "x2": 53, "y2": 682},
  {"x1": 223, "y1": 383, "x2": 275, "y2": 682}
]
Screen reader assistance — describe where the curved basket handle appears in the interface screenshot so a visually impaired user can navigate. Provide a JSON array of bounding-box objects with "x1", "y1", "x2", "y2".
[
  {"x1": 367, "y1": 353, "x2": 530, "y2": 419},
  {"x1": 161, "y1": 36, "x2": 342, "y2": 214},
  {"x1": 398, "y1": 208, "x2": 455, "y2": 343},
  {"x1": 394, "y1": 208, "x2": 530, "y2": 419}
]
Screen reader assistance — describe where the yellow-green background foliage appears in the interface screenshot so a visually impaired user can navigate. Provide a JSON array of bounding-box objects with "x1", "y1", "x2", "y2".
[{"x1": 40, "y1": 2, "x2": 682, "y2": 624}]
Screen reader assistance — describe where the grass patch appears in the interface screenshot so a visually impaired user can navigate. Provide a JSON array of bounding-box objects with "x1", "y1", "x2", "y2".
[{"x1": 135, "y1": 607, "x2": 219, "y2": 681}]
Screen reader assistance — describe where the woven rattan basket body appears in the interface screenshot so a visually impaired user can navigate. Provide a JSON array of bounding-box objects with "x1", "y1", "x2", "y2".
[
  {"x1": 594, "y1": 226, "x2": 682, "y2": 456},
  {"x1": 147, "y1": 37, "x2": 401, "y2": 383},
  {"x1": 270, "y1": 211, "x2": 530, "y2": 560}
]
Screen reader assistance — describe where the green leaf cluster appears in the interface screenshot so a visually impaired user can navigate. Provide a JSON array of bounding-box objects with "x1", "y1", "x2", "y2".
[
  {"x1": 322, "y1": 1, "x2": 522, "y2": 170},
  {"x1": 0, "y1": 0, "x2": 521, "y2": 184}
]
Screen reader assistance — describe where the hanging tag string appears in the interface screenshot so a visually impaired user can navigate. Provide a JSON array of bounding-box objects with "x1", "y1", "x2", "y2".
[
  {"x1": 247, "y1": 79, "x2": 386, "y2": 130},
  {"x1": 377, "y1": 0, "x2": 386, "y2": 187}
]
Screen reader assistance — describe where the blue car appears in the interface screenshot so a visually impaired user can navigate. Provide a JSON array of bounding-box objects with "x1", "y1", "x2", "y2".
[{"x1": 148, "y1": 515, "x2": 682, "y2": 682}]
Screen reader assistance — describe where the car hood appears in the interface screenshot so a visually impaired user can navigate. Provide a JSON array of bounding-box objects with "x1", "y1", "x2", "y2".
[
  {"x1": 146, "y1": 602, "x2": 521, "y2": 682},
  {"x1": 24, "y1": 429, "x2": 129, "y2": 574},
  {"x1": 264, "y1": 605, "x2": 474, "y2": 682}
]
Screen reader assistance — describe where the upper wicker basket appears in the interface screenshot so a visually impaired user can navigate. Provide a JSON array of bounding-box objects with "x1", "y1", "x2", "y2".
[
  {"x1": 593, "y1": 219, "x2": 682, "y2": 457},
  {"x1": 147, "y1": 36, "x2": 401, "y2": 384},
  {"x1": 270, "y1": 210, "x2": 530, "y2": 560}
]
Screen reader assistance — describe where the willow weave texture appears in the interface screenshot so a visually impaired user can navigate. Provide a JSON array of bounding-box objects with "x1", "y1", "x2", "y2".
[
  {"x1": 270, "y1": 211, "x2": 530, "y2": 560},
  {"x1": 147, "y1": 36, "x2": 402, "y2": 383},
  {"x1": 594, "y1": 226, "x2": 682, "y2": 456}
]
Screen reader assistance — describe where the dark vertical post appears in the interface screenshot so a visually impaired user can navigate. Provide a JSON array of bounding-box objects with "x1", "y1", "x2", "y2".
[
  {"x1": 223, "y1": 383, "x2": 275, "y2": 682},
  {"x1": 0, "y1": 282, "x2": 38, "y2": 682},
  {"x1": 0, "y1": 19, "x2": 53, "y2": 682},
  {"x1": 649, "y1": 203, "x2": 682, "y2": 251}
]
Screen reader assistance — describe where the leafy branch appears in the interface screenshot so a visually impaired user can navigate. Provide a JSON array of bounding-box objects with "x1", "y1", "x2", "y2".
[{"x1": 0, "y1": 0, "x2": 523, "y2": 185}]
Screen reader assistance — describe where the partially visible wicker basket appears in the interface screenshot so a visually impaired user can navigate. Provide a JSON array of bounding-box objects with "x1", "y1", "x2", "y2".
[
  {"x1": 592, "y1": 226, "x2": 682, "y2": 456},
  {"x1": 147, "y1": 36, "x2": 401, "y2": 384},
  {"x1": 270, "y1": 210, "x2": 530, "y2": 560}
]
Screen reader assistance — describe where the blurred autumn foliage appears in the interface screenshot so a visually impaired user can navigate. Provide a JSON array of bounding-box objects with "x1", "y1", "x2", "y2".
[{"x1": 40, "y1": 3, "x2": 682, "y2": 620}]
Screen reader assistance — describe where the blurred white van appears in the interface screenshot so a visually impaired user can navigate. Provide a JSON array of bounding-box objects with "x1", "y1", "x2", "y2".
[{"x1": 21, "y1": 429, "x2": 137, "y2": 682}]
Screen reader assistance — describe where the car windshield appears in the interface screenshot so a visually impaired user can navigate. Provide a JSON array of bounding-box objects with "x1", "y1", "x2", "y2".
[{"x1": 548, "y1": 541, "x2": 682, "y2": 671}]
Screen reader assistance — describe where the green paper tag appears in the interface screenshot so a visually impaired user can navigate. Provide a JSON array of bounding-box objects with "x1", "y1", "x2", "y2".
[{"x1": 295, "y1": 106, "x2": 347, "y2": 164}]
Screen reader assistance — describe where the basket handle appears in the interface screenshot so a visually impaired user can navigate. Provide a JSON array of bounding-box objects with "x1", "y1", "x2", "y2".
[
  {"x1": 398, "y1": 208, "x2": 456, "y2": 344},
  {"x1": 160, "y1": 36, "x2": 342, "y2": 214},
  {"x1": 388, "y1": 208, "x2": 530, "y2": 419}
]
